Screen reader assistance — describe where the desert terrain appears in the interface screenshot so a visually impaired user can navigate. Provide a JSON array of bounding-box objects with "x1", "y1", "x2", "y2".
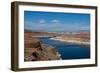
[
  {"x1": 24, "y1": 29, "x2": 90, "y2": 61},
  {"x1": 24, "y1": 30, "x2": 61, "y2": 61}
]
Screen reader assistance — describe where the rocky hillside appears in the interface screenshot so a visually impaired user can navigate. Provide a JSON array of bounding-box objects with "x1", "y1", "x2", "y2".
[{"x1": 24, "y1": 30, "x2": 61, "y2": 61}]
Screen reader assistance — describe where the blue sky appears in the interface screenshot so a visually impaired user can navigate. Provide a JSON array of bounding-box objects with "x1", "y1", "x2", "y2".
[{"x1": 24, "y1": 11, "x2": 90, "y2": 32}]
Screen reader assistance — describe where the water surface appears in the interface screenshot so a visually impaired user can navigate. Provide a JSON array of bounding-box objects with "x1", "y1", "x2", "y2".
[{"x1": 40, "y1": 37, "x2": 90, "y2": 60}]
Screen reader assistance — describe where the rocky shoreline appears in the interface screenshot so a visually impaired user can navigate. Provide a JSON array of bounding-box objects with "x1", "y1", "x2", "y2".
[{"x1": 24, "y1": 41, "x2": 61, "y2": 61}]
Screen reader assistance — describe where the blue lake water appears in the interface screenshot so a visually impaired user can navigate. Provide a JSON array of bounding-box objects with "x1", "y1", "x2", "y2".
[{"x1": 40, "y1": 37, "x2": 90, "y2": 60}]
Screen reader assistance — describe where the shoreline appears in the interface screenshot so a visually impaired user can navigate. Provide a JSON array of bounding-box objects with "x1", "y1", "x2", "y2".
[{"x1": 50, "y1": 38, "x2": 90, "y2": 45}]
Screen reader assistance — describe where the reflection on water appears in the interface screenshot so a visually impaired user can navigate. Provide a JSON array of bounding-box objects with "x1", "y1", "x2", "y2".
[{"x1": 40, "y1": 37, "x2": 90, "y2": 60}]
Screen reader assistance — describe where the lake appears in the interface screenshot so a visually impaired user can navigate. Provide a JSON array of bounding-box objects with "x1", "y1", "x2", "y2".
[{"x1": 40, "y1": 37, "x2": 90, "y2": 60}]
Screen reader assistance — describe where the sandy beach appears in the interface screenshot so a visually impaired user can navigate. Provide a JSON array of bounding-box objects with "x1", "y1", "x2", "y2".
[{"x1": 50, "y1": 37, "x2": 90, "y2": 45}]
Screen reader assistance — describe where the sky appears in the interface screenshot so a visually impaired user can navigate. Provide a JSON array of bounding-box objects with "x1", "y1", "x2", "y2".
[{"x1": 24, "y1": 11, "x2": 90, "y2": 32}]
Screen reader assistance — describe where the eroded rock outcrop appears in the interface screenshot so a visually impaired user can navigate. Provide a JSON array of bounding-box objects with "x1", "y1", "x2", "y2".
[{"x1": 24, "y1": 41, "x2": 61, "y2": 61}]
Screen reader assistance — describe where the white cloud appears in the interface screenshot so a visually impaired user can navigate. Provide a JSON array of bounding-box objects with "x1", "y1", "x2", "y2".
[
  {"x1": 25, "y1": 20, "x2": 90, "y2": 32},
  {"x1": 39, "y1": 20, "x2": 46, "y2": 24},
  {"x1": 51, "y1": 19, "x2": 60, "y2": 23},
  {"x1": 80, "y1": 26, "x2": 90, "y2": 30}
]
